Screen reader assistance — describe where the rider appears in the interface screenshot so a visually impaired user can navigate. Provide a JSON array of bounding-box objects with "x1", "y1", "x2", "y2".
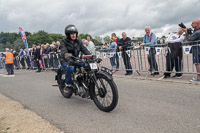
[{"x1": 60, "y1": 24, "x2": 90, "y2": 87}]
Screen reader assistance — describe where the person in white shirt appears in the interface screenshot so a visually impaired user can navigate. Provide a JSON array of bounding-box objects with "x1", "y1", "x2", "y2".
[
  {"x1": 87, "y1": 36, "x2": 94, "y2": 45},
  {"x1": 83, "y1": 40, "x2": 95, "y2": 55},
  {"x1": 163, "y1": 28, "x2": 185, "y2": 78},
  {"x1": 84, "y1": 37, "x2": 95, "y2": 54}
]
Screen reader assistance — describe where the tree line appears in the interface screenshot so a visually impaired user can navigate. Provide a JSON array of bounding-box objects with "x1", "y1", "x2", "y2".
[
  {"x1": 0, "y1": 30, "x2": 148, "y2": 52},
  {"x1": 0, "y1": 31, "x2": 105, "y2": 52}
]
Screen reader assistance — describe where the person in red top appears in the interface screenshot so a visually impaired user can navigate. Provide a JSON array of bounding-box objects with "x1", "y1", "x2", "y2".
[{"x1": 5, "y1": 48, "x2": 14, "y2": 75}]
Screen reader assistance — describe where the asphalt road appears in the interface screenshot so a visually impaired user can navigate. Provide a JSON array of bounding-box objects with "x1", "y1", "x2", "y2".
[{"x1": 0, "y1": 69, "x2": 200, "y2": 133}]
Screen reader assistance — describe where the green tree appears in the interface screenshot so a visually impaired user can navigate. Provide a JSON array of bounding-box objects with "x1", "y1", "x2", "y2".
[
  {"x1": 0, "y1": 32, "x2": 20, "y2": 51},
  {"x1": 27, "y1": 30, "x2": 51, "y2": 45},
  {"x1": 78, "y1": 33, "x2": 101, "y2": 45},
  {"x1": 0, "y1": 32, "x2": 19, "y2": 45},
  {"x1": 13, "y1": 38, "x2": 25, "y2": 51},
  {"x1": 103, "y1": 35, "x2": 110, "y2": 44},
  {"x1": 49, "y1": 33, "x2": 65, "y2": 42},
  {"x1": 93, "y1": 36, "x2": 103, "y2": 45},
  {"x1": 25, "y1": 31, "x2": 32, "y2": 37},
  {"x1": 137, "y1": 37, "x2": 144, "y2": 42},
  {"x1": 78, "y1": 33, "x2": 86, "y2": 40},
  {"x1": 78, "y1": 33, "x2": 93, "y2": 40},
  {"x1": 94, "y1": 36, "x2": 102, "y2": 43}
]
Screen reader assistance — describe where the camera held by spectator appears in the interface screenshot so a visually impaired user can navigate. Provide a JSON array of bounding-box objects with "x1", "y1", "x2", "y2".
[{"x1": 178, "y1": 22, "x2": 193, "y2": 35}]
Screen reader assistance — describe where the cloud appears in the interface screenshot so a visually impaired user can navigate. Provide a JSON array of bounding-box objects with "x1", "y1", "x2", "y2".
[{"x1": 0, "y1": 0, "x2": 199, "y2": 38}]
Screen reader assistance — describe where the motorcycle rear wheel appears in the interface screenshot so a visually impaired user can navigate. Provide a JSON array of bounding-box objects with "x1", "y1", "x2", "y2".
[{"x1": 58, "y1": 70, "x2": 73, "y2": 98}]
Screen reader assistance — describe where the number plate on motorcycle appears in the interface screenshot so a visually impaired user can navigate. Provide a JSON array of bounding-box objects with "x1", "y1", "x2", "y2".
[{"x1": 89, "y1": 63, "x2": 98, "y2": 70}]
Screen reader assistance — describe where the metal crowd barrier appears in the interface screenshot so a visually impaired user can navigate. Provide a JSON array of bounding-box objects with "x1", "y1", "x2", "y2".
[
  {"x1": 0, "y1": 57, "x2": 5, "y2": 70},
  {"x1": 3, "y1": 53, "x2": 62, "y2": 71},
  {"x1": 96, "y1": 40, "x2": 200, "y2": 78}
]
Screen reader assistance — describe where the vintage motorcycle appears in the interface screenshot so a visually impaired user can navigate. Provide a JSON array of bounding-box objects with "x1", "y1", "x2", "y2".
[{"x1": 55, "y1": 55, "x2": 118, "y2": 112}]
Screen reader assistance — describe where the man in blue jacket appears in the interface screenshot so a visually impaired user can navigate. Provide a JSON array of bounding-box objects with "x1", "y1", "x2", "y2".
[
  {"x1": 140, "y1": 26, "x2": 159, "y2": 75},
  {"x1": 17, "y1": 46, "x2": 26, "y2": 69}
]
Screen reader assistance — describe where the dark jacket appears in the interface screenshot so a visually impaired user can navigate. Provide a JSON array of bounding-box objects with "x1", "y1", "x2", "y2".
[
  {"x1": 45, "y1": 47, "x2": 51, "y2": 54},
  {"x1": 34, "y1": 48, "x2": 41, "y2": 60},
  {"x1": 55, "y1": 45, "x2": 61, "y2": 53},
  {"x1": 118, "y1": 37, "x2": 132, "y2": 51},
  {"x1": 13, "y1": 52, "x2": 18, "y2": 57},
  {"x1": 168, "y1": 42, "x2": 182, "y2": 59},
  {"x1": 60, "y1": 38, "x2": 90, "y2": 62}
]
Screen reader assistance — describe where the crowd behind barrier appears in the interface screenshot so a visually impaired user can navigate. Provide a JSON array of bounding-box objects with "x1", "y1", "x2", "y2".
[
  {"x1": 96, "y1": 40, "x2": 200, "y2": 78},
  {"x1": 13, "y1": 53, "x2": 61, "y2": 71},
  {"x1": 1, "y1": 40, "x2": 199, "y2": 79}
]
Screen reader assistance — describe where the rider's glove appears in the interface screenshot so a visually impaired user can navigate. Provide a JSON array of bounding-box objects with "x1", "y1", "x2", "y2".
[
  {"x1": 64, "y1": 53, "x2": 72, "y2": 60},
  {"x1": 64, "y1": 53, "x2": 74, "y2": 66}
]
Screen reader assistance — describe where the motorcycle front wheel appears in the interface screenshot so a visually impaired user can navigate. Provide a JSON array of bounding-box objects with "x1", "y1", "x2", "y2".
[{"x1": 91, "y1": 73, "x2": 118, "y2": 112}]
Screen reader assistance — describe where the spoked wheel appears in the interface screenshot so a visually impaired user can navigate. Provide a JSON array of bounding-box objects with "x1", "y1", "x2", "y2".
[
  {"x1": 58, "y1": 70, "x2": 73, "y2": 98},
  {"x1": 91, "y1": 74, "x2": 118, "y2": 112}
]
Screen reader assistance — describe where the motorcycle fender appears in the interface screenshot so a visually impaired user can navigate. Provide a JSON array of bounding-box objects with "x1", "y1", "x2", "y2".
[
  {"x1": 55, "y1": 68, "x2": 63, "y2": 81},
  {"x1": 89, "y1": 71, "x2": 113, "y2": 100},
  {"x1": 96, "y1": 71, "x2": 113, "y2": 80}
]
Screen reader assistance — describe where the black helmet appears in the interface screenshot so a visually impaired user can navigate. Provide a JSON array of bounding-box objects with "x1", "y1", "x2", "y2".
[{"x1": 65, "y1": 24, "x2": 78, "y2": 39}]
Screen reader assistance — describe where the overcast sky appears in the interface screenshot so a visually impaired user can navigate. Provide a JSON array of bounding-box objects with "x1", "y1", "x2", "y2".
[{"x1": 0, "y1": 0, "x2": 199, "y2": 38}]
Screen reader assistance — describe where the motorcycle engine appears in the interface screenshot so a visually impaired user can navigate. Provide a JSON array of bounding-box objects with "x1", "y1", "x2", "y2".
[{"x1": 76, "y1": 74, "x2": 89, "y2": 98}]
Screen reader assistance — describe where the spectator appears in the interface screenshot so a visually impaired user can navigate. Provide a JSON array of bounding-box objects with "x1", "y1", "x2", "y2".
[
  {"x1": 164, "y1": 28, "x2": 185, "y2": 78},
  {"x1": 34, "y1": 45, "x2": 41, "y2": 72},
  {"x1": 162, "y1": 39, "x2": 166, "y2": 44},
  {"x1": 183, "y1": 18, "x2": 200, "y2": 82},
  {"x1": 84, "y1": 40, "x2": 95, "y2": 55},
  {"x1": 29, "y1": 48, "x2": 34, "y2": 69},
  {"x1": 45, "y1": 43, "x2": 51, "y2": 69},
  {"x1": 52, "y1": 41, "x2": 56, "y2": 45},
  {"x1": 45, "y1": 43, "x2": 50, "y2": 54},
  {"x1": 102, "y1": 43, "x2": 109, "y2": 49},
  {"x1": 40, "y1": 44, "x2": 45, "y2": 69},
  {"x1": 109, "y1": 36, "x2": 117, "y2": 73},
  {"x1": 86, "y1": 36, "x2": 95, "y2": 54},
  {"x1": 1, "y1": 53, "x2": 6, "y2": 68},
  {"x1": 0, "y1": 53, "x2": 4, "y2": 69},
  {"x1": 5, "y1": 48, "x2": 14, "y2": 75},
  {"x1": 17, "y1": 46, "x2": 26, "y2": 69},
  {"x1": 118, "y1": 32, "x2": 133, "y2": 75},
  {"x1": 13, "y1": 51, "x2": 19, "y2": 69},
  {"x1": 49, "y1": 44, "x2": 55, "y2": 69},
  {"x1": 157, "y1": 37, "x2": 161, "y2": 44},
  {"x1": 10, "y1": 49, "x2": 13, "y2": 53},
  {"x1": 82, "y1": 39, "x2": 86, "y2": 44},
  {"x1": 111, "y1": 33, "x2": 120, "y2": 70},
  {"x1": 24, "y1": 49, "x2": 31, "y2": 69},
  {"x1": 51, "y1": 42, "x2": 60, "y2": 70},
  {"x1": 87, "y1": 36, "x2": 94, "y2": 46},
  {"x1": 42, "y1": 45, "x2": 48, "y2": 69},
  {"x1": 56, "y1": 41, "x2": 61, "y2": 53},
  {"x1": 140, "y1": 26, "x2": 159, "y2": 75},
  {"x1": 56, "y1": 41, "x2": 61, "y2": 66},
  {"x1": 32, "y1": 45, "x2": 38, "y2": 69}
]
